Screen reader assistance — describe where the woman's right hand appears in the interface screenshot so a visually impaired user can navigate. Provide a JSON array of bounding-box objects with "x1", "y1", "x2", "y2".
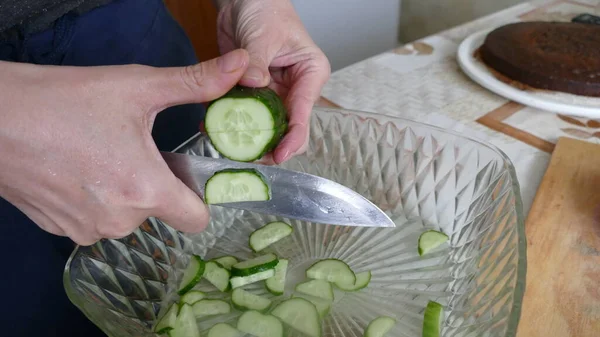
[{"x1": 0, "y1": 49, "x2": 250, "y2": 245}]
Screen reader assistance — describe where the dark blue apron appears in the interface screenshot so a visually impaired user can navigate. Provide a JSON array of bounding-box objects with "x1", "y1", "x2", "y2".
[{"x1": 0, "y1": 0, "x2": 205, "y2": 335}]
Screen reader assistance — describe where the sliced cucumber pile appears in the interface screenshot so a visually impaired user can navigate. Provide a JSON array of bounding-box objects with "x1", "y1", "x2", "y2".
[
  {"x1": 272, "y1": 297, "x2": 322, "y2": 337},
  {"x1": 237, "y1": 310, "x2": 284, "y2": 337},
  {"x1": 418, "y1": 230, "x2": 449, "y2": 256},
  {"x1": 422, "y1": 301, "x2": 444, "y2": 337},
  {"x1": 232, "y1": 288, "x2": 272, "y2": 312},
  {"x1": 205, "y1": 168, "x2": 270, "y2": 205},
  {"x1": 249, "y1": 221, "x2": 293, "y2": 252},
  {"x1": 180, "y1": 290, "x2": 206, "y2": 306},
  {"x1": 306, "y1": 259, "x2": 356, "y2": 286},
  {"x1": 231, "y1": 269, "x2": 276, "y2": 289},
  {"x1": 335, "y1": 271, "x2": 372, "y2": 291},
  {"x1": 177, "y1": 255, "x2": 206, "y2": 295},
  {"x1": 231, "y1": 253, "x2": 279, "y2": 277},
  {"x1": 205, "y1": 86, "x2": 288, "y2": 162},
  {"x1": 291, "y1": 293, "x2": 332, "y2": 319},
  {"x1": 295, "y1": 279, "x2": 334, "y2": 301},
  {"x1": 207, "y1": 323, "x2": 246, "y2": 337},
  {"x1": 204, "y1": 261, "x2": 231, "y2": 292},
  {"x1": 363, "y1": 316, "x2": 396, "y2": 337},
  {"x1": 170, "y1": 304, "x2": 200, "y2": 337},
  {"x1": 213, "y1": 256, "x2": 239, "y2": 270},
  {"x1": 153, "y1": 303, "x2": 178, "y2": 334},
  {"x1": 192, "y1": 299, "x2": 231, "y2": 318},
  {"x1": 265, "y1": 259, "x2": 288, "y2": 296}
]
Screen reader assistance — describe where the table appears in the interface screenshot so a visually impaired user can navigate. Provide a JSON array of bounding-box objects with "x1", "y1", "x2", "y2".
[{"x1": 317, "y1": 1, "x2": 600, "y2": 336}]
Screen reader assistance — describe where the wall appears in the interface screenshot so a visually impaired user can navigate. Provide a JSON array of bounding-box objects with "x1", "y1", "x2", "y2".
[{"x1": 291, "y1": 0, "x2": 401, "y2": 72}]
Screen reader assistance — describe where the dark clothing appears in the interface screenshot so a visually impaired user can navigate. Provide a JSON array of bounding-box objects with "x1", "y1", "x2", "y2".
[{"x1": 0, "y1": 0, "x2": 205, "y2": 336}]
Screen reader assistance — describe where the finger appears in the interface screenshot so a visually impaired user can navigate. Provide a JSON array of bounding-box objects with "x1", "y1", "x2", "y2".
[
  {"x1": 239, "y1": 41, "x2": 279, "y2": 88},
  {"x1": 147, "y1": 49, "x2": 250, "y2": 110},
  {"x1": 154, "y1": 171, "x2": 211, "y2": 234}
]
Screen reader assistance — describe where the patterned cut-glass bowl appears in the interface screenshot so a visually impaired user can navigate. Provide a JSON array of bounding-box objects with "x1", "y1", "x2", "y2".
[{"x1": 64, "y1": 107, "x2": 526, "y2": 337}]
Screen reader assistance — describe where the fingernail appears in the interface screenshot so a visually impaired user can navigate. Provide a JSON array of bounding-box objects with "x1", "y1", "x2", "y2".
[
  {"x1": 218, "y1": 51, "x2": 244, "y2": 73},
  {"x1": 243, "y1": 67, "x2": 266, "y2": 85}
]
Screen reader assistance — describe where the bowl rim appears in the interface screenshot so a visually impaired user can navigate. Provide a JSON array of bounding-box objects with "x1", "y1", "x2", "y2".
[{"x1": 63, "y1": 106, "x2": 527, "y2": 337}]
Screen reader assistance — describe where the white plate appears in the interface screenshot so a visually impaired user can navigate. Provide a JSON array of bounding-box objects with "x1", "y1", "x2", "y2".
[{"x1": 457, "y1": 28, "x2": 600, "y2": 119}]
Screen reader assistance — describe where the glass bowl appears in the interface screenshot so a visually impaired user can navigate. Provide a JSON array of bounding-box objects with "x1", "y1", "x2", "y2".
[{"x1": 63, "y1": 107, "x2": 526, "y2": 337}]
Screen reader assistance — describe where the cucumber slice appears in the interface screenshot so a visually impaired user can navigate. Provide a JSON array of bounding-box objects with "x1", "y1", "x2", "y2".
[
  {"x1": 335, "y1": 271, "x2": 372, "y2": 291},
  {"x1": 364, "y1": 316, "x2": 396, "y2": 337},
  {"x1": 249, "y1": 221, "x2": 293, "y2": 252},
  {"x1": 271, "y1": 297, "x2": 322, "y2": 337},
  {"x1": 213, "y1": 256, "x2": 239, "y2": 270},
  {"x1": 422, "y1": 301, "x2": 444, "y2": 337},
  {"x1": 237, "y1": 310, "x2": 284, "y2": 337},
  {"x1": 207, "y1": 323, "x2": 246, "y2": 337},
  {"x1": 291, "y1": 293, "x2": 332, "y2": 319},
  {"x1": 418, "y1": 230, "x2": 449, "y2": 256},
  {"x1": 206, "y1": 86, "x2": 288, "y2": 162},
  {"x1": 305, "y1": 259, "x2": 356, "y2": 286},
  {"x1": 203, "y1": 261, "x2": 231, "y2": 292},
  {"x1": 180, "y1": 291, "x2": 206, "y2": 306},
  {"x1": 169, "y1": 303, "x2": 200, "y2": 337},
  {"x1": 153, "y1": 302, "x2": 178, "y2": 334},
  {"x1": 231, "y1": 269, "x2": 276, "y2": 289},
  {"x1": 231, "y1": 253, "x2": 279, "y2": 277},
  {"x1": 265, "y1": 259, "x2": 288, "y2": 296},
  {"x1": 231, "y1": 288, "x2": 272, "y2": 312},
  {"x1": 295, "y1": 279, "x2": 334, "y2": 301},
  {"x1": 191, "y1": 299, "x2": 231, "y2": 318},
  {"x1": 177, "y1": 255, "x2": 206, "y2": 295},
  {"x1": 205, "y1": 169, "x2": 270, "y2": 204}
]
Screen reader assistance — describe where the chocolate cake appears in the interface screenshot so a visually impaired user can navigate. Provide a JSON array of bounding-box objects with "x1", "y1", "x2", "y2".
[{"x1": 479, "y1": 21, "x2": 600, "y2": 97}]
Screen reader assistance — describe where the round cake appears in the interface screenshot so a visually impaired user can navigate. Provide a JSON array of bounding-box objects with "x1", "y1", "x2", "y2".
[{"x1": 479, "y1": 21, "x2": 600, "y2": 97}]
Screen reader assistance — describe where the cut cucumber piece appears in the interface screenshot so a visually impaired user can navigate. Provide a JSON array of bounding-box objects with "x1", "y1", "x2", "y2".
[
  {"x1": 295, "y1": 279, "x2": 334, "y2": 301},
  {"x1": 206, "y1": 86, "x2": 288, "y2": 162},
  {"x1": 207, "y1": 323, "x2": 246, "y2": 337},
  {"x1": 180, "y1": 291, "x2": 206, "y2": 306},
  {"x1": 231, "y1": 269, "x2": 276, "y2": 289},
  {"x1": 237, "y1": 310, "x2": 284, "y2": 337},
  {"x1": 169, "y1": 303, "x2": 200, "y2": 337},
  {"x1": 265, "y1": 258, "x2": 288, "y2": 296},
  {"x1": 271, "y1": 297, "x2": 322, "y2": 337},
  {"x1": 291, "y1": 293, "x2": 332, "y2": 319},
  {"x1": 305, "y1": 259, "x2": 356, "y2": 286},
  {"x1": 213, "y1": 256, "x2": 239, "y2": 270},
  {"x1": 418, "y1": 230, "x2": 449, "y2": 256},
  {"x1": 249, "y1": 221, "x2": 293, "y2": 252},
  {"x1": 422, "y1": 301, "x2": 444, "y2": 337},
  {"x1": 231, "y1": 253, "x2": 279, "y2": 277},
  {"x1": 205, "y1": 169, "x2": 270, "y2": 204},
  {"x1": 177, "y1": 255, "x2": 206, "y2": 295},
  {"x1": 191, "y1": 299, "x2": 231, "y2": 318},
  {"x1": 335, "y1": 271, "x2": 372, "y2": 291},
  {"x1": 232, "y1": 288, "x2": 272, "y2": 312},
  {"x1": 364, "y1": 316, "x2": 396, "y2": 337},
  {"x1": 153, "y1": 302, "x2": 178, "y2": 334},
  {"x1": 203, "y1": 261, "x2": 231, "y2": 292}
]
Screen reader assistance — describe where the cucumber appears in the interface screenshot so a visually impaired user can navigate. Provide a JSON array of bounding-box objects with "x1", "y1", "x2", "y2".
[
  {"x1": 191, "y1": 299, "x2": 231, "y2": 318},
  {"x1": 237, "y1": 310, "x2": 284, "y2": 337},
  {"x1": 231, "y1": 288, "x2": 272, "y2": 312},
  {"x1": 265, "y1": 258, "x2": 288, "y2": 296},
  {"x1": 335, "y1": 271, "x2": 372, "y2": 291},
  {"x1": 207, "y1": 323, "x2": 246, "y2": 337},
  {"x1": 305, "y1": 259, "x2": 356, "y2": 286},
  {"x1": 177, "y1": 255, "x2": 206, "y2": 295},
  {"x1": 271, "y1": 297, "x2": 322, "y2": 337},
  {"x1": 180, "y1": 291, "x2": 206, "y2": 306},
  {"x1": 169, "y1": 303, "x2": 200, "y2": 337},
  {"x1": 418, "y1": 230, "x2": 449, "y2": 256},
  {"x1": 231, "y1": 253, "x2": 279, "y2": 277},
  {"x1": 249, "y1": 221, "x2": 293, "y2": 252},
  {"x1": 203, "y1": 261, "x2": 231, "y2": 292},
  {"x1": 295, "y1": 279, "x2": 334, "y2": 301},
  {"x1": 363, "y1": 316, "x2": 396, "y2": 337},
  {"x1": 231, "y1": 269, "x2": 276, "y2": 289},
  {"x1": 205, "y1": 86, "x2": 288, "y2": 162},
  {"x1": 205, "y1": 168, "x2": 270, "y2": 204},
  {"x1": 153, "y1": 302, "x2": 178, "y2": 334},
  {"x1": 422, "y1": 301, "x2": 444, "y2": 337},
  {"x1": 213, "y1": 256, "x2": 239, "y2": 270},
  {"x1": 291, "y1": 293, "x2": 332, "y2": 319}
]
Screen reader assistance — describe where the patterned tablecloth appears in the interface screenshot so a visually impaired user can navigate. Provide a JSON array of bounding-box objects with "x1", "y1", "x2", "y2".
[{"x1": 318, "y1": 0, "x2": 600, "y2": 217}]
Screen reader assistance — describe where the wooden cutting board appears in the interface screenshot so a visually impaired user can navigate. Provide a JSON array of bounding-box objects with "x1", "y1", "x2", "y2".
[{"x1": 516, "y1": 137, "x2": 600, "y2": 337}]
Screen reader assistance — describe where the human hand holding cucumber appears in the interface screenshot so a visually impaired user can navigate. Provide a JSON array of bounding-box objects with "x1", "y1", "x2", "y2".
[{"x1": 214, "y1": 0, "x2": 331, "y2": 164}]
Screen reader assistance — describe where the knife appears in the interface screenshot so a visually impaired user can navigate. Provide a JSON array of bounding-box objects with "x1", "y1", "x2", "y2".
[{"x1": 161, "y1": 152, "x2": 395, "y2": 228}]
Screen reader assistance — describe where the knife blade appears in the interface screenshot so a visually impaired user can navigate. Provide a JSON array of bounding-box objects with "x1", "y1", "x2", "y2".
[{"x1": 161, "y1": 152, "x2": 395, "y2": 228}]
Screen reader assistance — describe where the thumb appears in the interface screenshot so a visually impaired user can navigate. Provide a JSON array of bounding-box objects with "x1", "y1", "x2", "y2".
[{"x1": 147, "y1": 49, "x2": 250, "y2": 110}]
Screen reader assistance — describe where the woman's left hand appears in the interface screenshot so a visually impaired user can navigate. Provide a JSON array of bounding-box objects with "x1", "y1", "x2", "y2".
[{"x1": 215, "y1": 0, "x2": 331, "y2": 164}]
